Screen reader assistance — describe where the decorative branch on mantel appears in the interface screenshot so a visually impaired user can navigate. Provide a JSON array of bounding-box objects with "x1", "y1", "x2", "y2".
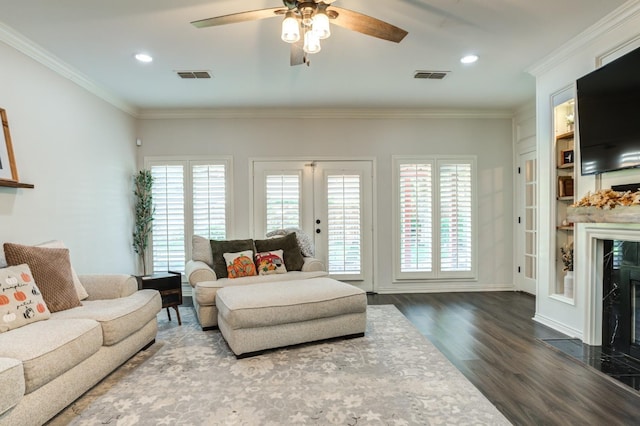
[
  {"x1": 568, "y1": 189, "x2": 640, "y2": 224},
  {"x1": 572, "y1": 188, "x2": 640, "y2": 209}
]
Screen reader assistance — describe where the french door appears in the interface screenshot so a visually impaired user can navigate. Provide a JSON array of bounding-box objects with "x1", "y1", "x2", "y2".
[
  {"x1": 253, "y1": 160, "x2": 374, "y2": 291},
  {"x1": 516, "y1": 150, "x2": 537, "y2": 295}
]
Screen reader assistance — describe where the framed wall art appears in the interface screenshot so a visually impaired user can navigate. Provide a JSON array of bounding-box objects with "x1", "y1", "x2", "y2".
[{"x1": 0, "y1": 108, "x2": 19, "y2": 182}]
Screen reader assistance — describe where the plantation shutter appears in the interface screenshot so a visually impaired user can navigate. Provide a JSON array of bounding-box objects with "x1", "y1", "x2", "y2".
[
  {"x1": 439, "y1": 162, "x2": 472, "y2": 272},
  {"x1": 192, "y1": 163, "x2": 227, "y2": 240},
  {"x1": 265, "y1": 173, "x2": 301, "y2": 233},
  {"x1": 150, "y1": 164, "x2": 185, "y2": 273},
  {"x1": 399, "y1": 163, "x2": 433, "y2": 273},
  {"x1": 326, "y1": 174, "x2": 361, "y2": 275}
]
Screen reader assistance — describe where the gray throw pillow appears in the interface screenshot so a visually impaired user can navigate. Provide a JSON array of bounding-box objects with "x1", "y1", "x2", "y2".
[
  {"x1": 254, "y1": 233, "x2": 305, "y2": 271},
  {"x1": 210, "y1": 239, "x2": 255, "y2": 279}
]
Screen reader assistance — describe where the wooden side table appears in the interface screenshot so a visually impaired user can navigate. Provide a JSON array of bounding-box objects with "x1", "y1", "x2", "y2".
[{"x1": 136, "y1": 271, "x2": 182, "y2": 325}]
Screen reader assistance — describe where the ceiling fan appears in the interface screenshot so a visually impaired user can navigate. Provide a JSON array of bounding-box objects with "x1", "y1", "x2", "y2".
[{"x1": 191, "y1": 0, "x2": 408, "y2": 66}]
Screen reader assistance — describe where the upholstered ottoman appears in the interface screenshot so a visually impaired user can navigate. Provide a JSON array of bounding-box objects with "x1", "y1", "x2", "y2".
[{"x1": 215, "y1": 277, "x2": 367, "y2": 357}]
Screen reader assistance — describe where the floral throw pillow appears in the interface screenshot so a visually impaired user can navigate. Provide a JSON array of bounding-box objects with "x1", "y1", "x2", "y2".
[
  {"x1": 0, "y1": 264, "x2": 51, "y2": 333},
  {"x1": 223, "y1": 250, "x2": 257, "y2": 279},
  {"x1": 255, "y1": 250, "x2": 287, "y2": 275}
]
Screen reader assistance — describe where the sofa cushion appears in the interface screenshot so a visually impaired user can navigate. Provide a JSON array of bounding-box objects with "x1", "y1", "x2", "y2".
[
  {"x1": 50, "y1": 289, "x2": 161, "y2": 346},
  {"x1": 0, "y1": 357, "x2": 24, "y2": 415},
  {"x1": 0, "y1": 264, "x2": 51, "y2": 332},
  {"x1": 255, "y1": 250, "x2": 287, "y2": 275},
  {"x1": 3, "y1": 243, "x2": 82, "y2": 312},
  {"x1": 210, "y1": 239, "x2": 255, "y2": 279},
  {"x1": 254, "y1": 233, "x2": 305, "y2": 271},
  {"x1": 194, "y1": 271, "x2": 330, "y2": 307},
  {"x1": 216, "y1": 277, "x2": 367, "y2": 330},
  {"x1": 192, "y1": 235, "x2": 214, "y2": 267},
  {"x1": 223, "y1": 250, "x2": 257, "y2": 279},
  {"x1": 0, "y1": 318, "x2": 102, "y2": 394},
  {"x1": 194, "y1": 281, "x2": 224, "y2": 307},
  {"x1": 37, "y1": 240, "x2": 89, "y2": 300}
]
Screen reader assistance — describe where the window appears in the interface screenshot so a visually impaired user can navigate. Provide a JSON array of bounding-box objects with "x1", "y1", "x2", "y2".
[
  {"x1": 265, "y1": 173, "x2": 301, "y2": 233},
  {"x1": 326, "y1": 174, "x2": 361, "y2": 275},
  {"x1": 393, "y1": 156, "x2": 476, "y2": 280},
  {"x1": 146, "y1": 157, "x2": 232, "y2": 274}
]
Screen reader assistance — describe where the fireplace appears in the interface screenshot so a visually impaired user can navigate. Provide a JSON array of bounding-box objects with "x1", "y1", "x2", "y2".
[{"x1": 602, "y1": 240, "x2": 640, "y2": 362}]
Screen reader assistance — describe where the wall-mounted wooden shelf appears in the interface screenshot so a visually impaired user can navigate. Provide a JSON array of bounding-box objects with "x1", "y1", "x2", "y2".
[
  {"x1": 556, "y1": 130, "x2": 574, "y2": 140},
  {"x1": 0, "y1": 180, "x2": 34, "y2": 189}
]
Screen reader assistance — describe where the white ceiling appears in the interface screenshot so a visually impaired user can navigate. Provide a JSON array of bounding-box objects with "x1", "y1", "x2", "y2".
[{"x1": 0, "y1": 0, "x2": 628, "y2": 112}]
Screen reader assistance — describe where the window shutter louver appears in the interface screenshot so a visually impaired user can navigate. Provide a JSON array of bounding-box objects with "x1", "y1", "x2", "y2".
[
  {"x1": 439, "y1": 163, "x2": 473, "y2": 272},
  {"x1": 265, "y1": 174, "x2": 300, "y2": 233},
  {"x1": 327, "y1": 174, "x2": 361, "y2": 275},
  {"x1": 151, "y1": 165, "x2": 185, "y2": 273},
  {"x1": 399, "y1": 163, "x2": 433, "y2": 272},
  {"x1": 192, "y1": 164, "x2": 227, "y2": 240}
]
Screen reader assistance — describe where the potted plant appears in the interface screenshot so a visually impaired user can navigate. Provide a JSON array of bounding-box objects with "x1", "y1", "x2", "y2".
[
  {"x1": 566, "y1": 113, "x2": 575, "y2": 132},
  {"x1": 133, "y1": 170, "x2": 154, "y2": 275},
  {"x1": 561, "y1": 241, "x2": 574, "y2": 298}
]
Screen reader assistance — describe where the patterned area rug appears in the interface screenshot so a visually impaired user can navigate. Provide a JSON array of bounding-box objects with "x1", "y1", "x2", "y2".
[{"x1": 50, "y1": 305, "x2": 509, "y2": 425}]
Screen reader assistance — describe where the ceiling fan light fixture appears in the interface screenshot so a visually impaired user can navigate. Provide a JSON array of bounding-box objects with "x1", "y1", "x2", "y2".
[
  {"x1": 312, "y1": 11, "x2": 331, "y2": 40},
  {"x1": 303, "y1": 29, "x2": 321, "y2": 54},
  {"x1": 281, "y1": 12, "x2": 300, "y2": 43}
]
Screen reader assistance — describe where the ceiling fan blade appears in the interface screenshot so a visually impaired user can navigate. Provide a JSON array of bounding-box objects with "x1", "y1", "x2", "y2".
[
  {"x1": 330, "y1": 7, "x2": 408, "y2": 43},
  {"x1": 290, "y1": 40, "x2": 305, "y2": 66},
  {"x1": 191, "y1": 7, "x2": 284, "y2": 28}
]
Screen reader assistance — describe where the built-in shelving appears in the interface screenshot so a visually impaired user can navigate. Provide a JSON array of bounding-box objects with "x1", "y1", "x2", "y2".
[
  {"x1": 0, "y1": 180, "x2": 34, "y2": 189},
  {"x1": 553, "y1": 99, "x2": 576, "y2": 302}
]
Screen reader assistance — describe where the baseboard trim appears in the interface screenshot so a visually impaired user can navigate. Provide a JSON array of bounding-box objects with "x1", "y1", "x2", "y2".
[
  {"x1": 375, "y1": 283, "x2": 516, "y2": 294},
  {"x1": 533, "y1": 313, "x2": 583, "y2": 340}
]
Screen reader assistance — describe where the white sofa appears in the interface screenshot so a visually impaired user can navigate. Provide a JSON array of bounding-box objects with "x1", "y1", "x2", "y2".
[
  {"x1": 0, "y1": 274, "x2": 161, "y2": 426},
  {"x1": 186, "y1": 258, "x2": 327, "y2": 329},
  {"x1": 185, "y1": 232, "x2": 326, "y2": 329}
]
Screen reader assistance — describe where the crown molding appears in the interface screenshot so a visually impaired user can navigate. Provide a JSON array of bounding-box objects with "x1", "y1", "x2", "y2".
[
  {"x1": 137, "y1": 107, "x2": 514, "y2": 120},
  {"x1": 0, "y1": 21, "x2": 138, "y2": 117},
  {"x1": 527, "y1": 0, "x2": 640, "y2": 77}
]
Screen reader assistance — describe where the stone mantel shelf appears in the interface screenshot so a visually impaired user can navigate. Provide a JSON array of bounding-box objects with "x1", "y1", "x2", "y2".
[{"x1": 567, "y1": 206, "x2": 640, "y2": 224}]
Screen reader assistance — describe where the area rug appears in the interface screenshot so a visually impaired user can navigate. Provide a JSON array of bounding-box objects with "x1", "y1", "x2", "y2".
[{"x1": 50, "y1": 305, "x2": 509, "y2": 425}]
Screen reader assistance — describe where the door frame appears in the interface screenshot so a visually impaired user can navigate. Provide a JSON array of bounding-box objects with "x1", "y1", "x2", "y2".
[
  {"x1": 516, "y1": 149, "x2": 538, "y2": 295},
  {"x1": 249, "y1": 156, "x2": 378, "y2": 292}
]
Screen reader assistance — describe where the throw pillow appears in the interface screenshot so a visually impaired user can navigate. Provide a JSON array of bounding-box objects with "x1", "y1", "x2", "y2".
[
  {"x1": 210, "y1": 239, "x2": 255, "y2": 279},
  {"x1": 3, "y1": 243, "x2": 82, "y2": 313},
  {"x1": 0, "y1": 264, "x2": 51, "y2": 333},
  {"x1": 255, "y1": 250, "x2": 287, "y2": 275},
  {"x1": 36, "y1": 240, "x2": 89, "y2": 300},
  {"x1": 265, "y1": 227, "x2": 315, "y2": 257},
  {"x1": 223, "y1": 250, "x2": 257, "y2": 279},
  {"x1": 192, "y1": 235, "x2": 214, "y2": 267},
  {"x1": 255, "y1": 233, "x2": 305, "y2": 271}
]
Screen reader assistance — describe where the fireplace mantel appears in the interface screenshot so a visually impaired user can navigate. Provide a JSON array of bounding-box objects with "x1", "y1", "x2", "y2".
[{"x1": 568, "y1": 206, "x2": 640, "y2": 224}]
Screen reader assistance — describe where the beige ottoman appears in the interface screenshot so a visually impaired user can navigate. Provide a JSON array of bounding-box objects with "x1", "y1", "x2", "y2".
[{"x1": 215, "y1": 277, "x2": 367, "y2": 357}]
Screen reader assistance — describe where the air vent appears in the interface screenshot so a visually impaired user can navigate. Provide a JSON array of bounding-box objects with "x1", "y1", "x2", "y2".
[
  {"x1": 414, "y1": 70, "x2": 449, "y2": 80},
  {"x1": 176, "y1": 71, "x2": 212, "y2": 79}
]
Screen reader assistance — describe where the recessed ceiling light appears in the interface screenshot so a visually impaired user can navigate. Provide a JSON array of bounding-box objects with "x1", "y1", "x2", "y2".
[
  {"x1": 135, "y1": 53, "x2": 153, "y2": 63},
  {"x1": 460, "y1": 54, "x2": 479, "y2": 64}
]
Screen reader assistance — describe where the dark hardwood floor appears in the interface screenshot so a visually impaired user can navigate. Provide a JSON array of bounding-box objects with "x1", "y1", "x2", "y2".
[{"x1": 368, "y1": 292, "x2": 640, "y2": 425}]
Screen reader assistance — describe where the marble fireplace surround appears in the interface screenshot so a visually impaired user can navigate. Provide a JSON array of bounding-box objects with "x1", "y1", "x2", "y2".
[{"x1": 576, "y1": 221, "x2": 640, "y2": 346}]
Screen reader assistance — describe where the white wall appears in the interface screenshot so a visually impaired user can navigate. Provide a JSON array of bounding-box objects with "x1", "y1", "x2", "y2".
[
  {"x1": 0, "y1": 40, "x2": 138, "y2": 274},
  {"x1": 138, "y1": 113, "x2": 514, "y2": 293},
  {"x1": 529, "y1": 2, "x2": 640, "y2": 337}
]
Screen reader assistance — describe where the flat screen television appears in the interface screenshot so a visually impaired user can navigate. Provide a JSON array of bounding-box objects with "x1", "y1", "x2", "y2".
[{"x1": 576, "y1": 45, "x2": 640, "y2": 176}]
